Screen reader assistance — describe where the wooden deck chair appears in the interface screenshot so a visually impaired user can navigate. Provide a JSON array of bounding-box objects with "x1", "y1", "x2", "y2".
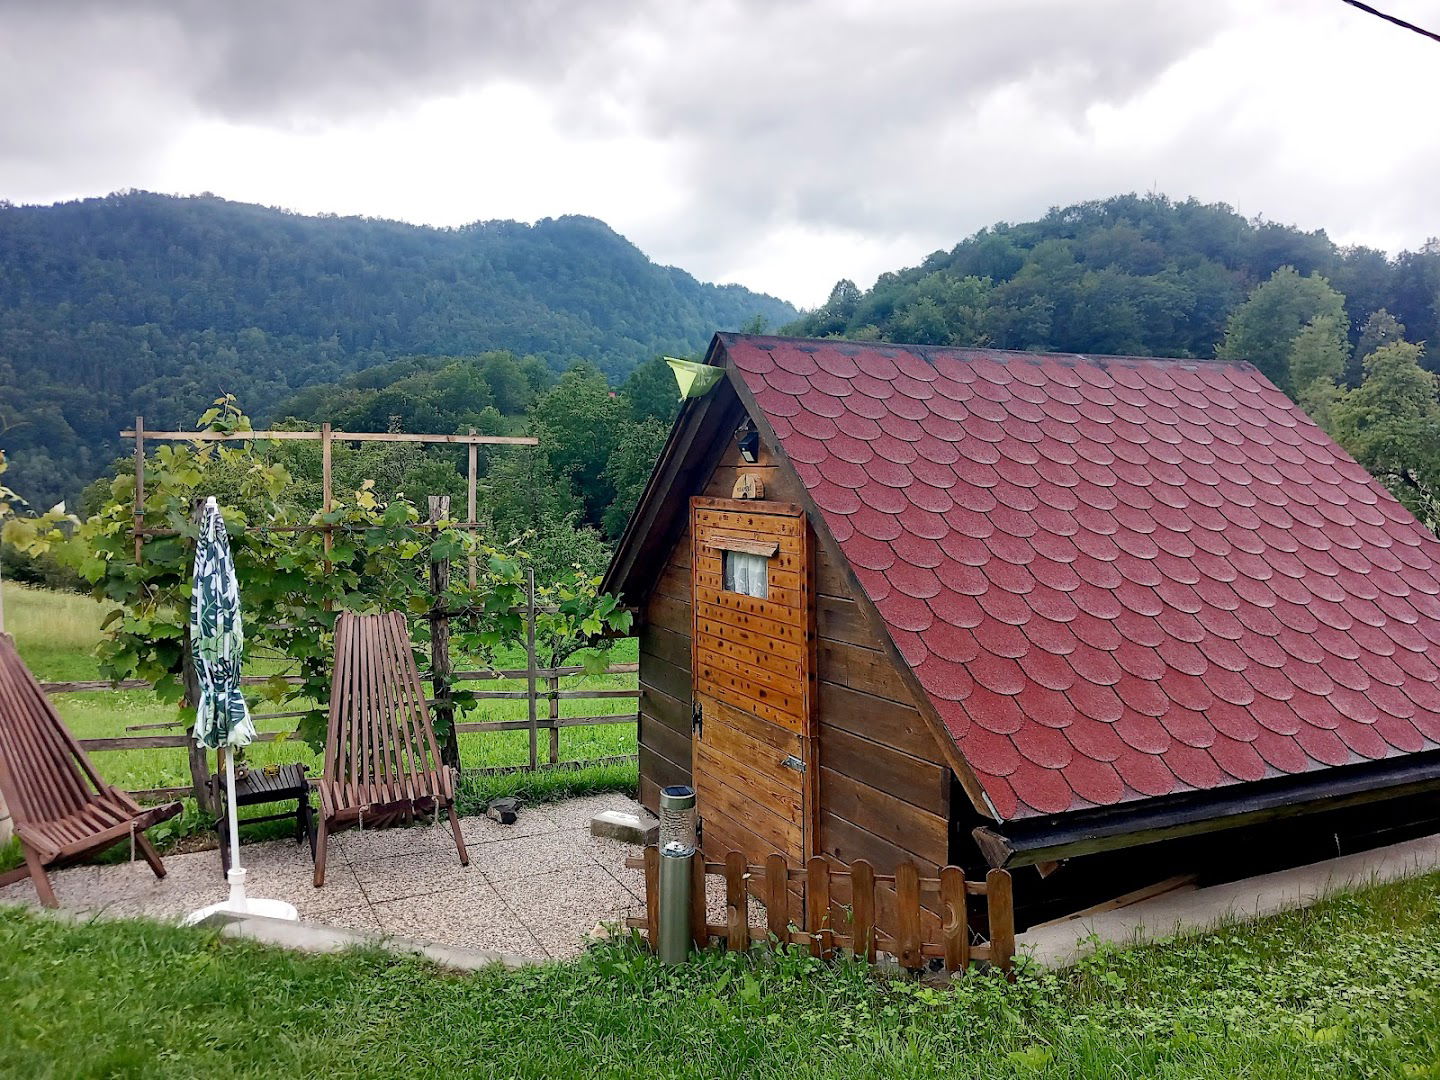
[
  {"x1": 313, "y1": 611, "x2": 468, "y2": 886},
  {"x1": 0, "y1": 634, "x2": 182, "y2": 907}
]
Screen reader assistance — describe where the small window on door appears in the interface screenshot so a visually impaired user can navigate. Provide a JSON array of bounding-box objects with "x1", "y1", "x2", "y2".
[{"x1": 722, "y1": 550, "x2": 769, "y2": 599}]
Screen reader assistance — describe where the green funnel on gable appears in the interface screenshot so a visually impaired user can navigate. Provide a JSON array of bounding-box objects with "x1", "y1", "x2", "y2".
[{"x1": 665, "y1": 357, "x2": 724, "y2": 401}]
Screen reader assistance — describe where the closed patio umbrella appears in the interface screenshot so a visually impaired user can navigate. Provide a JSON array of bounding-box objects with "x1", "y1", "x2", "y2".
[{"x1": 185, "y1": 496, "x2": 297, "y2": 924}]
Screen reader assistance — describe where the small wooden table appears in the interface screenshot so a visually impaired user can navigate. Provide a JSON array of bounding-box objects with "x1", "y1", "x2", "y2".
[{"x1": 211, "y1": 760, "x2": 315, "y2": 875}]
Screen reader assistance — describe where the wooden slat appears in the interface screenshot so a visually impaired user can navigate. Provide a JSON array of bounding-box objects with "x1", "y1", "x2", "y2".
[
  {"x1": 894, "y1": 861, "x2": 923, "y2": 970},
  {"x1": 851, "y1": 859, "x2": 876, "y2": 962},
  {"x1": 644, "y1": 846, "x2": 660, "y2": 950},
  {"x1": 726, "y1": 850, "x2": 749, "y2": 952},
  {"x1": 987, "y1": 869, "x2": 1015, "y2": 976},
  {"x1": 766, "y1": 853, "x2": 790, "y2": 944},
  {"x1": 704, "y1": 537, "x2": 779, "y2": 557},
  {"x1": 806, "y1": 856, "x2": 831, "y2": 958},
  {"x1": 691, "y1": 854, "x2": 709, "y2": 949},
  {"x1": 940, "y1": 866, "x2": 970, "y2": 973},
  {"x1": 122, "y1": 427, "x2": 537, "y2": 446}
]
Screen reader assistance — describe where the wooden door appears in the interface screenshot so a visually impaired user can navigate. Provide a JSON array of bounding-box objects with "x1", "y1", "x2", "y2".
[{"x1": 690, "y1": 496, "x2": 817, "y2": 866}]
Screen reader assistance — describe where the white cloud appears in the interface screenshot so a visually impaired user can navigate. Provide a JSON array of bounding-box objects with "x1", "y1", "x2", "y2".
[{"x1": 2, "y1": 0, "x2": 1439, "y2": 306}]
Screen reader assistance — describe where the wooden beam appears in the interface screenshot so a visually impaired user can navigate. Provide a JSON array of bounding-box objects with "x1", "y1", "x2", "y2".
[{"x1": 121, "y1": 428, "x2": 537, "y2": 446}]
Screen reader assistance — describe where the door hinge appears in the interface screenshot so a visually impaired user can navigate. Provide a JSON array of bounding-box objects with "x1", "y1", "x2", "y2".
[
  {"x1": 781, "y1": 754, "x2": 805, "y2": 773},
  {"x1": 691, "y1": 699, "x2": 703, "y2": 740},
  {"x1": 695, "y1": 815, "x2": 704, "y2": 842}
]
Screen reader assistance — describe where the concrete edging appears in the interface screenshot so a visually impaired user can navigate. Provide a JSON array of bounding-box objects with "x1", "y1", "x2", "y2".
[
  {"x1": 1018, "y1": 833, "x2": 1440, "y2": 968},
  {"x1": 195, "y1": 910, "x2": 542, "y2": 971}
]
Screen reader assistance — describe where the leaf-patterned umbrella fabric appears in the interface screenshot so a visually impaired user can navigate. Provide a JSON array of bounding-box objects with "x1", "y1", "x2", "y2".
[{"x1": 191, "y1": 497, "x2": 256, "y2": 750}]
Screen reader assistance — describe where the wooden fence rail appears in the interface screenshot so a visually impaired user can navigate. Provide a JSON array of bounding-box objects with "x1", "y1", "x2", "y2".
[{"x1": 624, "y1": 848, "x2": 1015, "y2": 976}]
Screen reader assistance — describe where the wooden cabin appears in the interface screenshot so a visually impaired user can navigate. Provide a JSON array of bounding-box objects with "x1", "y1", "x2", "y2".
[{"x1": 604, "y1": 334, "x2": 1440, "y2": 926}]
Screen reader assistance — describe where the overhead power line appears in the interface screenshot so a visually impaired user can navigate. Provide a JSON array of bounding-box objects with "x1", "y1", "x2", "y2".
[{"x1": 1340, "y1": 0, "x2": 1440, "y2": 44}]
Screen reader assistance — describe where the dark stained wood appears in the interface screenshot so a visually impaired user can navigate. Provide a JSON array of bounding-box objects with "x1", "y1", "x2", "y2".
[
  {"x1": 639, "y1": 713, "x2": 691, "y2": 775},
  {"x1": 0, "y1": 634, "x2": 181, "y2": 906},
  {"x1": 817, "y1": 681, "x2": 940, "y2": 763},
  {"x1": 822, "y1": 725, "x2": 949, "y2": 817},
  {"x1": 820, "y1": 810, "x2": 941, "y2": 877},
  {"x1": 726, "y1": 850, "x2": 749, "y2": 951},
  {"x1": 315, "y1": 612, "x2": 468, "y2": 887},
  {"x1": 820, "y1": 767, "x2": 949, "y2": 862},
  {"x1": 816, "y1": 596, "x2": 879, "y2": 648},
  {"x1": 639, "y1": 654, "x2": 691, "y2": 705}
]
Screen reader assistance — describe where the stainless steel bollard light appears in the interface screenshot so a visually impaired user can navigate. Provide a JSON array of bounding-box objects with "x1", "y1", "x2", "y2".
[{"x1": 657, "y1": 785, "x2": 697, "y2": 964}]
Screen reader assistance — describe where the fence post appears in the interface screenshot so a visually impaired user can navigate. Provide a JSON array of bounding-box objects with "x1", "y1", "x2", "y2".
[
  {"x1": 181, "y1": 624, "x2": 213, "y2": 813},
  {"x1": 182, "y1": 498, "x2": 213, "y2": 813},
  {"x1": 547, "y1": 671, "x2": 560, "y2": 765},
  {"x1": 428, "y1": 496, "x2": 460, "y2": 772},
  {"x1": 765, "y1": 853, "x2": 789, "y2": 944},
  {"x1": 895, "y1": 861, "x2": 923, "y2": 970},
  {"x1": 986, "y1": 868, "x2": 1015, "y2": 976},
  {"x1": 525, "y1": 568, "x2": 538, "y2": 771},
  {"x1": 466, "y1": 429, "x2": 478, "y2": 590},
  {"x1": 940, "y1": 866, "x2": 970, "y2": 973}
]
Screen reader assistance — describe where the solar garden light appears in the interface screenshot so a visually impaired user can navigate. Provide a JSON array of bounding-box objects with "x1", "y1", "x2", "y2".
[{"x1": 657, "y1": 784, "x2": 697, "y2": 964}]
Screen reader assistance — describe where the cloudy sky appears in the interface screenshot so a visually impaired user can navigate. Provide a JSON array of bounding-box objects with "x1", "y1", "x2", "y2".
[{"x1": 3, "y1": 0, "x2": 1439, "y2": 307}]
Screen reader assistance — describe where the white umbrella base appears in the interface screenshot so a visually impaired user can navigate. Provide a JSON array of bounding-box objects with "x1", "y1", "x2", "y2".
[{"x1": 184, "y1": 867, "x2": 299, "y2": 925}]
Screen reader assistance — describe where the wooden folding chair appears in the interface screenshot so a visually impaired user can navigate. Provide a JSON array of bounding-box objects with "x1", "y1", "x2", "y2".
[
  {"x1": 0, "y1": 634, "x2": 181, "y2": 907},
  {"x1": 313, "y1": 612, "x2": 468, "y2": 886}
]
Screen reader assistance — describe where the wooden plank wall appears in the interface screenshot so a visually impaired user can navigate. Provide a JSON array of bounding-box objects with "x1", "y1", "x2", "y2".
[{"x1": 637, "y1": 431, "x2": 956, "y2": 938}]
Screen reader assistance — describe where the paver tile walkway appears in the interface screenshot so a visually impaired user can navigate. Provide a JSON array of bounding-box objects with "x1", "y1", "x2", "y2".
[{"x1": 0, "y1": 792, "x2": 648, "y2": 961}]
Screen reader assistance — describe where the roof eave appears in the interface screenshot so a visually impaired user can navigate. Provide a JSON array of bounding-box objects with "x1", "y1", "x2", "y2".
[{"x1": 973, "y1": 749, "x2": 1440, "y2": 868}]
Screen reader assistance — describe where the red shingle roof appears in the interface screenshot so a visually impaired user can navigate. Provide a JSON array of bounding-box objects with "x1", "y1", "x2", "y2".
[{"x1": 726, "y1": 335, "x2": 1440, "y2": 821}]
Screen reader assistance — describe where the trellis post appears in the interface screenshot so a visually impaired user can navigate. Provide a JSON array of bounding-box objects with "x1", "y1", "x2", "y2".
[
  {"x1": 467, "y1": 428, "x2": 478, "y2": 589},
  {"x1": 525, "y1": 568, "x2": 539, "y2": 771},
  {"x1": 428, "y1": 496, "x2": 460, "y2": 771},
  {"x1": 132, "y1": 415, "x2": 146, "y2": 564}
]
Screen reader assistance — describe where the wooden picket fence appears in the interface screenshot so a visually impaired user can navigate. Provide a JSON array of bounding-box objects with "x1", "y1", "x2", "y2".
[{"x1": 625, "y1": 848, "x2": 1015, "y2": 976}]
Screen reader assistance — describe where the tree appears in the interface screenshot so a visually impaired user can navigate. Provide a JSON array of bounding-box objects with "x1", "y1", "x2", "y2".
[
  {"x1": 1287, "y1": 314, "x2": 1348, "y2": 400},
  {"x1": 1351, "y1": 308, "x2": 1406, "y2": 384},
  {"x1": 619, "y1": 356, "x2": 683, "y2": 425},
  {"x1": 601, "y1": 417, "x2": 669, "y2": 539},
  {"x1": 1217, "y1": 267, "x2": 1347, "y2": 395},
  {"x1": 1330, "y1": 341, "x2": 1440, "y2": 528},
  {"x1": 529, "y1": 366, "x2": 627, "y2": 528}
]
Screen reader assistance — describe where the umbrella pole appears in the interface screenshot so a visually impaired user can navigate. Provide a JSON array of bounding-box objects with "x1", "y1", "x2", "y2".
[{"x1": 225, "y1": 750, "x2": 248, "y2": 912}]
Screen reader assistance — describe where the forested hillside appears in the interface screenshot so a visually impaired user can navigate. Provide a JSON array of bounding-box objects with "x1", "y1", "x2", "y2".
[
  {"x1": 792, "y1": 194, "x2": 1440, "y2": 364},
  {"x1": 0, "y1": 191, "x2": 795, "y2": 506}
]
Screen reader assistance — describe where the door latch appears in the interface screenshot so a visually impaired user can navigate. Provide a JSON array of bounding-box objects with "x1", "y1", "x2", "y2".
[
  {"x1": 691, "y1": 699, "x2": 703, "y2": 740},
  {"x1": 781, "y1": 754, "x2": 805, "y2": 773}
]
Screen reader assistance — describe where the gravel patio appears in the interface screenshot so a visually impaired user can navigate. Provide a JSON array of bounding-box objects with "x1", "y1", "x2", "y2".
[{"x1": 0, "y1": 793, "x2": 652, "y2": 960}]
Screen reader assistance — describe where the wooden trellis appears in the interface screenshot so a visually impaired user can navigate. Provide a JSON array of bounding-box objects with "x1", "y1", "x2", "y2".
[{"x1": 43, "y1": 419, "x2": 637, "y2": 809}]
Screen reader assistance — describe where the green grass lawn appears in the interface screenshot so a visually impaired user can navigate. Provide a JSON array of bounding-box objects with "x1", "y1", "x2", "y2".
[
  {"x1": 3, "y1": 871, "x2": 1440, "y2": 1078},
  {"x1": 2, "y1": 581, "x2": 639, "y2": 792}
]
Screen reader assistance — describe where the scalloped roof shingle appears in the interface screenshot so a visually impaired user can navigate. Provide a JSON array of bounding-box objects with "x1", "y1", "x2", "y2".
[{"x1": 725, "y1": 335, "x2": 1440, "y2": 821}]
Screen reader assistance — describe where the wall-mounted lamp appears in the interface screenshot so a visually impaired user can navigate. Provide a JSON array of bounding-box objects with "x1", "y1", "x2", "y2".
[{"x1": 735, "y1": 420, "x2": 761, "y2": 464}]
